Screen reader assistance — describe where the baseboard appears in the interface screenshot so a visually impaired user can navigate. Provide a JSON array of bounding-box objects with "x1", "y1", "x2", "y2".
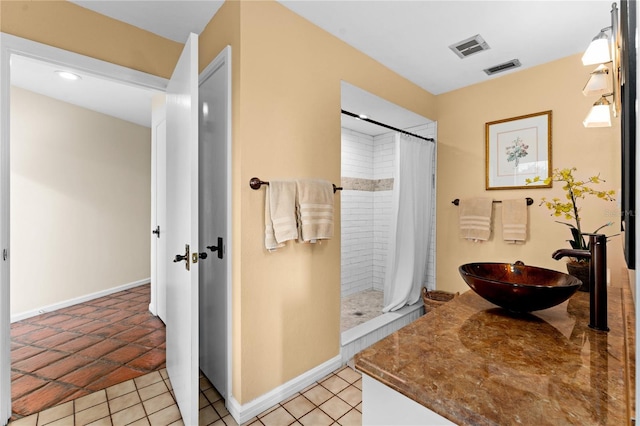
[
  {"x1": 227, "y1": 354, "x2": 342, "y2": 424},
  {"x1": 10, "y1": 278, "x2": 150, "y2": 323}
]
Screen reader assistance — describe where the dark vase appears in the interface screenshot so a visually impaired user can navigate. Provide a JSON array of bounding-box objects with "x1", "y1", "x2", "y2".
[{"x1": 566, "y1": 261, "x2": 590, "y2": 292}]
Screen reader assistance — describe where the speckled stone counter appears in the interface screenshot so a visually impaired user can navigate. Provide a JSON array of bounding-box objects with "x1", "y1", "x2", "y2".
[{"x1": 355, "y1": 282, "x2": 635, "y2": 425}]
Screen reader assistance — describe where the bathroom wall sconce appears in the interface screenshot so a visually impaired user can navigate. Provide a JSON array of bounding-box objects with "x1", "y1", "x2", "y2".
[
  {"x1": 582, "y1": 64, "x2": 609, "y2": 96},
  {"x1": 582, "y1": 28, "x2": 612, "y2": 65},
  {"x1": 583, "y1": 93, "x2": 613, "y2": 127},
  {"x1": 582, "y1": 3, "x2": 619, "y2": 127}
]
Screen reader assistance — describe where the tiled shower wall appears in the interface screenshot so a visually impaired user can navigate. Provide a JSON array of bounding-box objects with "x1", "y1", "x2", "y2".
[{"x1": 341, "y1": 124, "x2": 437, "y2": 299}]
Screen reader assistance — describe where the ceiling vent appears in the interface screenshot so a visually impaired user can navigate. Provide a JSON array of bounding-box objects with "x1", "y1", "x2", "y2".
[
  {"x1": 449, "y1": 34, "x2": 490, "y2": 59},
  {"x1": 483, "y1": 59, "x2": 522, "y2": 75}
]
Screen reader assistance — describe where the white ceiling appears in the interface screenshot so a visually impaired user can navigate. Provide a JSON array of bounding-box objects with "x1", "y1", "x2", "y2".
[
  {"x1": 280, "y1": 0, "x2": 613, "y2": 95},
  {"x1": 12, "y1": 1, "x2": 614, "y2": 132},
  {"x1": 10, "y1": 54, "x2": 160, "y2": 127}
]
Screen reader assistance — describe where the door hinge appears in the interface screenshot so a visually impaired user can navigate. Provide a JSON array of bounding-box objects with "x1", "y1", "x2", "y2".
[{"x1": 2, "y1": 249, "x2": 6, "y2": 261}]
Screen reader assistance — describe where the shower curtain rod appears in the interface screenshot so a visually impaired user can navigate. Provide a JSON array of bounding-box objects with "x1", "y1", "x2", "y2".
[{"x1": 341, "y1": 109, "x2": 435, "y2": 142}]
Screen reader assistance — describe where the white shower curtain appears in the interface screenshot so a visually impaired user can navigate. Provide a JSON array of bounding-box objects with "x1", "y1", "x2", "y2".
[{"x1": 383, "y1": 133, "x2": 435, "y2": 312}]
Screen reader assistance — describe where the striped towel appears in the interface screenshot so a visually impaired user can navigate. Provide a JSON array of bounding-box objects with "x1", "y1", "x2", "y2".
[
  {"x1": 296, "y1": 179, "x2": 334, "y2": 242},
  {"x1": 502, "y1": 199, "x2": 527, "y2": 243},
  {"x1": 459, "y1": 198, "x2": 493, "y2": 241},
  {"x1": 264, "y1": 180, "x2": 298, "y2": 250}
]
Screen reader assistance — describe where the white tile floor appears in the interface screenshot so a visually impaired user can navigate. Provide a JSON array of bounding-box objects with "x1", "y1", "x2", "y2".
[{"x1": 9, "y1": 366, "x2": 363, "y2": 426}]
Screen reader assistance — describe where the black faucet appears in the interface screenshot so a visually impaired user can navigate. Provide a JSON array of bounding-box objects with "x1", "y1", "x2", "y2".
[{"x1": 552, "y1": 233, "x2": 608, "y2": 332}]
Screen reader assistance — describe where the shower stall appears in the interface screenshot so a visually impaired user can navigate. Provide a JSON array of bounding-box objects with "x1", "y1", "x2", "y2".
[{"x1": 340, "y1": 121, "x2": 437, "y2": 359}]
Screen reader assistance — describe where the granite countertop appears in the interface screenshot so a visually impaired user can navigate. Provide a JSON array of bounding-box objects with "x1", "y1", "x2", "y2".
[{"x1": 355, "y1": 281, "x2": 635, "y2": 425}]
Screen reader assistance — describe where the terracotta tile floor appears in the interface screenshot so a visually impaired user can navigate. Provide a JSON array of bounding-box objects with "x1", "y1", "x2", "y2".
[
  {"x1": 9, "y1": 365, "x2": 363, "y2": 426},
  {"x1": 10, "y1": 284, "x2": 364, "y2": 425},
  {"x1": 10, "y1": 284, "x2": 165, "y2": 421}
]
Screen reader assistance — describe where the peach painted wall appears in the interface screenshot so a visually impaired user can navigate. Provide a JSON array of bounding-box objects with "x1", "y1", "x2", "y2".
[
  {"x1": 200, "y1": 0, "x2": 437, "y2": 404},
  {"x1": 436, "y1": 54, "x2": 623, "y2": 294},
  {"x1": 0, "y1": 0, "x2": 181, "y2": 78}
]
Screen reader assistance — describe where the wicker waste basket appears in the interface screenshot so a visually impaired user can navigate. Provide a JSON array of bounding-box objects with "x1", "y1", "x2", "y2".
[{"x1": 422, "y1": 287, "x2": 458, "y2": 314}]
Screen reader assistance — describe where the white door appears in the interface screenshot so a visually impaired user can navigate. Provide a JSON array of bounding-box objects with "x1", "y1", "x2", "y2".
[
  {"x1": 165, "y1": 33, "x2": 199, "y2": 425},
  {"x1": 150, "y1": 97, "x2": 167, "y2": 322},
  {"x1": 0, "y1": 36, "x2": 11, "y2": 426},
  {"x1": 198, "y1": 47, "x2": 230, "y2": 399}
]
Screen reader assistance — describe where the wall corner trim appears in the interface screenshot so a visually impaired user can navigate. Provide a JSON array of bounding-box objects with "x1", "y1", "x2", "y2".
[{"x1": 227, "y1": 354, "x2": 342, "y2": 424}]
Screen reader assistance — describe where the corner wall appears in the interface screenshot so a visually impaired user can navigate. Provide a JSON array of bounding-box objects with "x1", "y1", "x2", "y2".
[
  {"x1": 10, "y1": 87, "x2": 151, "y2": 316},
  {"x1": 0, "y1": 1, "x2": 181, "y2": 79},
  {"x1": 199, "y1": 0, "x2": 437, "y2": 404},
  {"x1": 435, "y1": 54, "x2": 624, "y2": 293}
]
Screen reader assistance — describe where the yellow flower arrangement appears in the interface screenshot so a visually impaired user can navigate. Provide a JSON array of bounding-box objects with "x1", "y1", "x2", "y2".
[{"x1": 526, "y1": 167, "x2": 616, "y2": 253}]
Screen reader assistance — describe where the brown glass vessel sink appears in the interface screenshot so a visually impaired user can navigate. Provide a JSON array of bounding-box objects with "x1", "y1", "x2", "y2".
[{"x1": 458, "y1": 262, "x2": 582, "y2": 313}]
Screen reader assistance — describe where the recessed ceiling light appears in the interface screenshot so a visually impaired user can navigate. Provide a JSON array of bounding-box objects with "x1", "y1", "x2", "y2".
[
  {"x1": 55, "y1": 70, "x2": 82, "y2": 81},
  {"x1": 358, "y1": 114, "x2": 368, "y2": 119}
]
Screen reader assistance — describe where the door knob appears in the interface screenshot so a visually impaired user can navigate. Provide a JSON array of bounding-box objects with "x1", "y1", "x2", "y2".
[
  {"x1": 173, "y1": 244, "x2": 190, "y2": 271},
  {"x1": 152, "y1": 226, "x2": 160, "y2": 238},
  {"x1": 206, "y1": 237, "x2": 224, "y2": 259},
  {"x1": 199, "y1": 252, "x2": 208, "y2": 260}
]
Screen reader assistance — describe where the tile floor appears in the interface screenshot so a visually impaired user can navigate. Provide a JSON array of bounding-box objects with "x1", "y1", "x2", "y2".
[
  {"x1": 10, "y1": 283, "x2": 364, "y2": 425},
  {"x1": 9, "y1": 365, "x2": 363, "y2": 425},
  {"x1": 10, "y1": 284, "x2": 166, "y2": 420},
  {"x1": 340, "y1": 290, "x2": 383, "y2": 332}
]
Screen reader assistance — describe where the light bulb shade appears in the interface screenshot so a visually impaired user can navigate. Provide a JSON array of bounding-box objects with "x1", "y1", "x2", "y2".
[
  {"x1": 582, "y1": 65, "x2": 610, "y2": 96},
  {"x1": 583, "y1": 102, "x2": 612, "y2": 127},
  {"x1": 581, "y1": 33, "x2": 611, "y2": 65}
]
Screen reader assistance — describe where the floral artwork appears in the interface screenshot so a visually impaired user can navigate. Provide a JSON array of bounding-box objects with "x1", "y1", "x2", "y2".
[
  {"x1": 485, "y1": 111, "x2": 551, "y2": 190},
  {"x1": 505, "y1": 137, "x2": 529, "y2": 167}
]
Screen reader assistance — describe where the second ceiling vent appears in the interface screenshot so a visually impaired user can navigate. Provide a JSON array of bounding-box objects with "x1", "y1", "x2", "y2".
[
  {"x1": 449, "y1": 34, "x2": 490, "y2": 59},
  {"x1": 483, "y1": 59, "x2": 522, "y2": 75}
]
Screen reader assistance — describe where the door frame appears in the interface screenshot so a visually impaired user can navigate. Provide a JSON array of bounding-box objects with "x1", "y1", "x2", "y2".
[
  {"x1": 0, "y1": 33, "x2": 168, "y2": 424},
  {"x1": 150, "y1": 96, "x2": 167, "y2": 321}
]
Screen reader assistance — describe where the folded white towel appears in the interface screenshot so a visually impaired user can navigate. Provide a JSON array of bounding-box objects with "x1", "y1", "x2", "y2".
[
  {"x1": 459, "y1": 198, "x2": 493, "y2": 241},
  {"x1": 502, "y1": 199, "x2": 527, "y2": 243},
  {"x1": 296, "y1": 179, "x2": 334, "y2": 242},
  {"x1": 264, "y1": 187, "x2": 283, "y2": 250},
  {"x1": 264, "y1": 180, "x2": 298, "y2": 250}
]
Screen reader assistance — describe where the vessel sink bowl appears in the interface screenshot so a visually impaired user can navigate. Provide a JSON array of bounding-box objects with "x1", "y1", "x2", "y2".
[{"x1": 458, "y1": 262, "x2": 582, "y2": 313}]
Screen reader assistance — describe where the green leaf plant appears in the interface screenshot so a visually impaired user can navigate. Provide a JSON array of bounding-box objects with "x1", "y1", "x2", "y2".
[{"x1": 526, "y1": 167, "x2": 617, "y2": 262}]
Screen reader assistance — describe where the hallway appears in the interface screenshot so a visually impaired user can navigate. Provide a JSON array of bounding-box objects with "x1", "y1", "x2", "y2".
[{"x1": 10, "y1": 284, "x2": 165, "y2": 420}]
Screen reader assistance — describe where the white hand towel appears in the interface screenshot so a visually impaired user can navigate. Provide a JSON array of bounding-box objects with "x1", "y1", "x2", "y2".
[
  {"x1": 264, "y1": 180, "x2": 298, "y2": 250},
  {"x1": 296, "y1": 179, "x2": 334, "y2": 242},
  {"x1": 264, "y1": 186, "x2": 283, "y2": 250},
  {"x1": 459, "y1": 198, "x2": 493, "y2": 241},
  {"x1": 502, "y1": 199, "x2": 527, "y2": 243}
]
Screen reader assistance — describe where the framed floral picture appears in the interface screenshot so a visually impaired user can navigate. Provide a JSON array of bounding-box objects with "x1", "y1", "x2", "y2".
[{"x1": 485, "y1": 110, "x2": 552, "y2": 190}]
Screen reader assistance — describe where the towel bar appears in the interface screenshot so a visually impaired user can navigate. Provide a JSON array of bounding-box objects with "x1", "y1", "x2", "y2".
[
  {"x1": 452, "y1": 198, "x2": 533, "y2": 206},
  {"x1": 250, "y1": 177, "x2": 343, "y2": 193}
]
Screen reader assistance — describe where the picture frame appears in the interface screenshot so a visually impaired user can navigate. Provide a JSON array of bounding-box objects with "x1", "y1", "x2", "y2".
[{"x1": 485, "y1": 110, "x2": 552, "y2": 190}]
